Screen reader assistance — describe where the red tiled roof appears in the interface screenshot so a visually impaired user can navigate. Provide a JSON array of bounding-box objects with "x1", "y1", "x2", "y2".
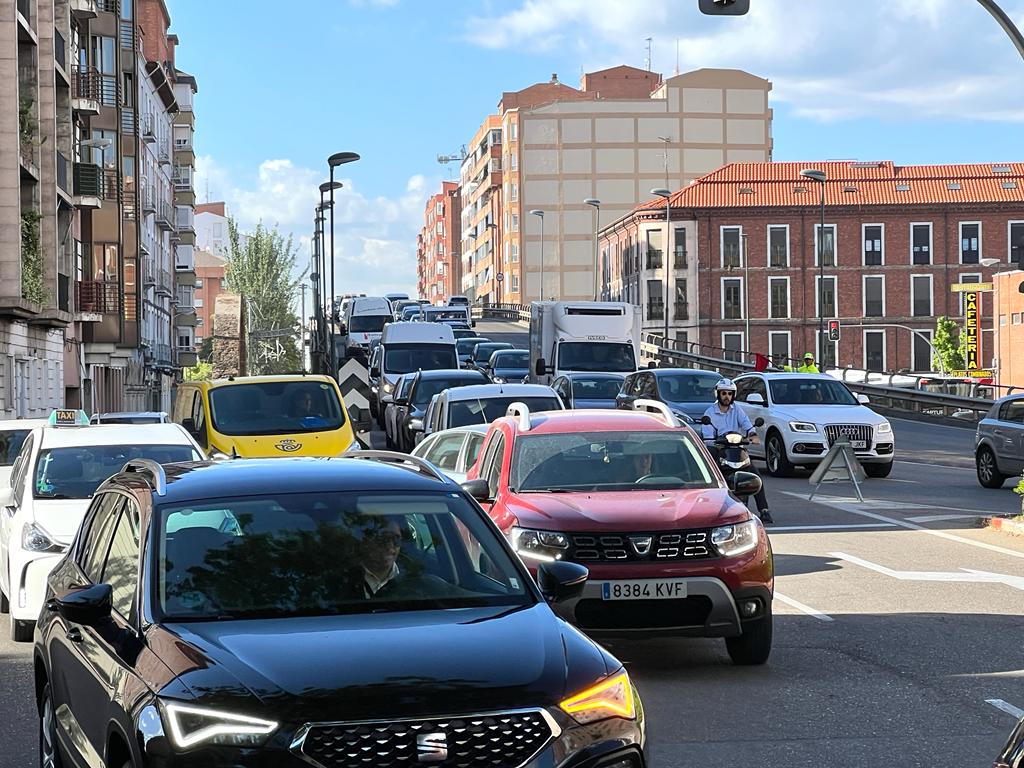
[{"x1": 633, "y1": 161, "x2": 1024, "y2": 213}]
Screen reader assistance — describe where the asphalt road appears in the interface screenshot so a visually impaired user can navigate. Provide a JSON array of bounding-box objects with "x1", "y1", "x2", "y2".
[{"x1": 2, "y1": 322, "x2": 1020, "y2": 768}]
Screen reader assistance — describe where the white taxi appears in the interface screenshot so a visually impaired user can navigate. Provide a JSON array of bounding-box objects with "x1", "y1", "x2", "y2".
[
  {"x1": 0, "y1": 418, "x2": 47, "y2": 490},
  {"x1": 0, "y1": 410, "x2": 203, "y2": 641}
]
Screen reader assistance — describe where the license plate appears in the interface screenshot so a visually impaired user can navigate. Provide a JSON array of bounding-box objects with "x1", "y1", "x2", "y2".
[
  {"x1": 601, "y1": 579, "x2": 688, "y2": 600},
  {"x1": 851, "y1": 440, "x2": 867, "y2": 449}
]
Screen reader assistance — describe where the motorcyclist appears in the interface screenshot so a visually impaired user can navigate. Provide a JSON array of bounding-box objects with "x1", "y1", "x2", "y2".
[{"x1": 701, "y1": 379, "x2": 774, "y2": 524}]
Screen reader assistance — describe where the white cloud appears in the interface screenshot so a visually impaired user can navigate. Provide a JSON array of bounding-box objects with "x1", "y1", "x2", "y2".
[
  {"x1": 194, "y1": 155, "x2": 429, "y2": 299},
  {"x1": 465, "y1": 0, "x2": 1024, "y2": 122}
]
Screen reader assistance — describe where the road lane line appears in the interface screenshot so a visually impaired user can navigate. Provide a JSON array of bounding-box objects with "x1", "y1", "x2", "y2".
[
  {"x1": 773, "y1": 592, "x2": 833, "y2": 622},
  {"x1": 770, "y1": 523, "x2": 897, "y2": 532},
  {"x1": 986, "y1": 699, "x2": 1024, "y2": 719},
  {"x1": 894, "y1": 459, "x2": 974, "y2": 471},
  {"x1": 906, "y1": 514, "x2": 983, "y2": 523},
  {"x1": 830, "y1": 552, "x2": 1024, "y2": 590}
]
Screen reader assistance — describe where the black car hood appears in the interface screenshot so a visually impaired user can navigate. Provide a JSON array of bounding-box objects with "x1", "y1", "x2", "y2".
[{"x1": 159, "y1": 604, "x2": 612, "y2": 721}]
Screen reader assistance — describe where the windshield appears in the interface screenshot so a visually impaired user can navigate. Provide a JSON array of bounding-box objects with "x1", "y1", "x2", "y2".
[
  {"x1": 769, "y1": 378, "x2": 859, "y2": 406},
  {"x1": 0, "y1": 429, "x2": 31, "y2": 467},
  {"x1": 33, "y1": 444, "x2": 199, "y2": 499},
  {"x1": 457, "y1": 338, "x2": 489, "y2": 356},
  {"x1": 425, "y1": 309, "x2": 469, "y2": 321},
  {"x1": 449, "y1": 396, "x2": 562, "y2": 427},
  {"x1": 209, "y1": 381, "x2": 346, "y2": 436},
  {"x1": 155, "y1": 492, "x2": 531, "y2": 620},
  {"x1": 384, "y1": 344, "x2": 458, "y2": 374},
  {"x1": 512, "y1": 431, "x2": 715, "y2": 492},
  {"x1": 349, "y1": 315, "x2": 389, "y2": 333},
  {"x1": 656, "y1": 373, "x2": 721, "y2": 403},
  {"x1": 557, "y1": 342, "x2": 636, "y2": 373},
  {"x1": 474, "y1": 344, "x2": 512, "y2": 363},
  {"x1": 491, "y1": 351, "x2": 529, "y2": 369},
  {"x1": 571, "y1": 377, "x2": 624, "y2": 400},
  {"x1": 412, "y1": 376, "x2": 481, "y2": 407}
]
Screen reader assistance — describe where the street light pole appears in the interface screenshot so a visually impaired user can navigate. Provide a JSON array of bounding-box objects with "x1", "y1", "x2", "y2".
[
  {"x1": 800, "y1": 169, "x2": 827, "y2": 367},
  {"x1": 530, "y1": 210, "x2": 545, "y2": 301},
  {"x1": 326, "y1": 152, "x2": 360, "y2": 377},
  {"x1": 742, "y1": 232, "x2": 750, "y2": 351},
  {"x1": 650, "y1": 188, "x2": 672, "y2": 342},
  {"x1": 584, "y1": 198, "x2": 601, "y2": 300}
]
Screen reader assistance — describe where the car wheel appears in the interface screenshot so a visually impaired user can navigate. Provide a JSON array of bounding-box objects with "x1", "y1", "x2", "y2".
[
  {"x1": 11, "y1": 614, "x2": 33, "y2": 642},
  {"x1": 725, "y1": 602, "x2": 773, "y2": 665},
  {"x1": 39, "y1": 682, "x2": 64, "y2": 768},
  {"x1": 765, "y1": 431, "x2": 795, "y2": 478},
  {"x1": 976, "y1": 447, "x2": 1006, "y2": 488},
  {"x1": 864, "y1": 461, "x2": 893, "y2": 479}
]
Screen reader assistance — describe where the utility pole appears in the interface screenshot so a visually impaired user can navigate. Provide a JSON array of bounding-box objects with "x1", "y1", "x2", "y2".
[{"x1": 299, "y1": 284, "x2": 307, "y2": 372}]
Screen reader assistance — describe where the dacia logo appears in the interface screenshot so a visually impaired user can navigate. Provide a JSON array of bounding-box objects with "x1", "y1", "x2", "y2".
[
  {"x1": 630, "y1": 536, "x2": 653, "y2": 556},
  {"x1": 274, "y1": 439, "x2": 302, "y2": 453},
  {"x1": 416, "y1": 733, "x2": 448, "y2": 763}
]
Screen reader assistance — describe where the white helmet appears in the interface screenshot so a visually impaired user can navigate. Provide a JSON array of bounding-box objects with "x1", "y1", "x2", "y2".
[{"x1": 715, "y1": 378, "x2": 737, "y2": 394}]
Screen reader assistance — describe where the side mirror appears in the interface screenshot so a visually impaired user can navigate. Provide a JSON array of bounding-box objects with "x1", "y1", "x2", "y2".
[
  {"x1": 460, "y1": 478, "x2": 491, "y2": 503},
  {"x1": 394, "y1": 397, "x2": 408, "y2": 406},
  {"x1": 535, "y1": 358, "x2": 547, "y2": 376},
  {"x1": 409, "y1": 418, "x2": 424, "y2": 432},
  {"x1": 53, "y1": 583, "x2": 112, "y2": 626},
  {"x1": 370, "y1": 366, "x2": 380, "y2": 378},
  {"x1": 726, "y1": 471, "x2": 763, "y2": 498},
  {"x1": 856, "y1": 393, "x2": 870, "y2": 405},
  {"x1": 700, "y1": 415, "x2": 712, "y2": 425},
  {"x1": 536, "y1": 560, "x2": 588, "y2": 603},
  {"x1": 753, "y1": 417, "x2": 765, "y2": 428},
  {"x1": 746, "y1": 393, "x2": 765, "y2": 405}
]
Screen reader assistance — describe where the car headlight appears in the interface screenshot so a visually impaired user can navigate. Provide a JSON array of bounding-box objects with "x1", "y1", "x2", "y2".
[
  {"x1": 788, "y1": 421, "x2": 818, "y2": 433},
  {"x1": 877, "y1": 421, "x2": 892, "y2": 434},
  {"x1": 383, "y1": 382, "x2": 394, "y2": 394},
  {"x1": 510, "y1": 526, "x2": 569, "y2": 562},
  {"x1": 710, "y1": 519, "x2": 759, "y2": 557},
  {"x1": 559, "y1": 670, "x2": 636, "y2": 724},
  {"x1": 22, "y1": 522, "x2": 65, "y2": 554},
  {"x1": 162, "y1": 701, "x2": 278, "y2": 750}
]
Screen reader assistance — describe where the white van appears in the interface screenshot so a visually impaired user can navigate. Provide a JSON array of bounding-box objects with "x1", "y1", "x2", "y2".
[
  {"x1": 371, "y1": 322, "x2": 459, "y2": 409},
  {"x1": 342, "y1": 296, "x2": 392, "y2": 359}
]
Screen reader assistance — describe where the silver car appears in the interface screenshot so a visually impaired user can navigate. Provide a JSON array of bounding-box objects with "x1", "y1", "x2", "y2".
[{"x1": 975, "y1": 394, "x2": 1024, "y2": 488}]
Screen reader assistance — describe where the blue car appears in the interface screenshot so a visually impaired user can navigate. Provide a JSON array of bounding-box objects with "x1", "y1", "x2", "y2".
[{"x1": 552, "y1": 372, "x2": 627, "y2": 409}]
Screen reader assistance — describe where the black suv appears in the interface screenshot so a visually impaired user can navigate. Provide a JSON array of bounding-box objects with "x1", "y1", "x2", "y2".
[
  {"x1": 34, "y1": 455, "x2": 646, "y2": 768},
  {"x1": 395, "y1": 368, "x2": 488, "y2": 451}
]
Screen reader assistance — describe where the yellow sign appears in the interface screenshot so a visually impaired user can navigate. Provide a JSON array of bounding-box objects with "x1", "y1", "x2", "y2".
[
  {"x1": 963, "y1": 290, "x2": 980, "y2": 371},
  {"x1": 951, "y1": 282, "x2": 993, "y2": 292},
  {"x1": 949, "y1": 370, "x2": 994, "y2": 378}
]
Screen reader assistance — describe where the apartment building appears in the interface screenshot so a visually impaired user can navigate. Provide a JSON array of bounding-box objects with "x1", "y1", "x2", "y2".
[
  {"x1": 459, "y1": 116, "x2": 503, "y2": 303},
  {"x1": 1, "y1": 0, "x2": 89, "y2": 417},
  {"x1": 599, "y1": 160, "x2": 1024, "y2": 373},
  {"x1": 193, "y1": 247, "x2": 226, "y2": 348},
  {"x1": 171, "y1": 68, "x2": 197, "y2": 368},
  {"x1": 484, "y1": 66, "x2": 772, "y2": 304},
  {"x1": 194, "y1": 200, "x2": 231, "y2": 255},
  {"x1": 416, "y1": 181, "x2": 461, "y2": 302}
]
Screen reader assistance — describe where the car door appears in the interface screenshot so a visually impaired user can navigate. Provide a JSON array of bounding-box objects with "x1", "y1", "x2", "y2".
[
  {"x1": 997, "y1": 398, "x2": 1024, "y2": 474},
  {"x1": 459, "y1": 432, "x2": 486, "y2": 478},
  {"x1": 616, "y1": 373, "x2": 639, "y2": 409},
  {"x1": 1, "y1": 433, "x2": 34, "y2": 596}
]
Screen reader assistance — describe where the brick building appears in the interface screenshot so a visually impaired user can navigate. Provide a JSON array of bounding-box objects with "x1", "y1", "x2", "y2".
[
  {"x1": 416, "y1": 181, "x2": 461, "y2": 303},
  {"x1": 599, "y1": 160, "x2": 1024, "y2": 373},
  {"x1": 992, "y1": 269, "x2": 1024, "y2": 387},
  {"x1": 193, "y1": 247, "x2": 227, "y2": 348}
]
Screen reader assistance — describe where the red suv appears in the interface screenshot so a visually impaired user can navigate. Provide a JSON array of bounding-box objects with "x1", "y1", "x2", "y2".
[{"x1": 464, "y1": 404, "x2": 774, "y2": 664}]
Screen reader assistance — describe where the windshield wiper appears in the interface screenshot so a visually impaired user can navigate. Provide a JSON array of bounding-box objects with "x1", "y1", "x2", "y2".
[
  {"x1": 37, "y1": 493, "x2": 76, "y2": 500},
  {"x1": 522, "y1": 487, "x2": 577, "y2": 493}
]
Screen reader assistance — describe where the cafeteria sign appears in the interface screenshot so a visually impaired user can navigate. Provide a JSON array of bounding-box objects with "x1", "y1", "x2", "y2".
[{"x1": 963, "y1": 291, "x2": 980, "y2": 371}]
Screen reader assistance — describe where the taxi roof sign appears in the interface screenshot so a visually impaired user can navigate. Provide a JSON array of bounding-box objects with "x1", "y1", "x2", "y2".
[{"x1": 48, "y1": 409, "x2": 90, "y2": 427}]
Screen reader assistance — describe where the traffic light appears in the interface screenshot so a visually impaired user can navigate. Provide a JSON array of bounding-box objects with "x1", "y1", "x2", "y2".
[
  {"x1": 698, "y1": 0, "x2": 750, "y2": 15},
  {"x1": 827, "y1": 319, "x2": 841, "y2": 342}
]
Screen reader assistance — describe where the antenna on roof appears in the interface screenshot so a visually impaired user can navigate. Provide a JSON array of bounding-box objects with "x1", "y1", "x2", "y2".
[
  {"x1": 645, "y1": 37, "x2": 653, "y2": 71},
  {"x1": 675, "y1": 38, "x2": 679, "y2": 75}
]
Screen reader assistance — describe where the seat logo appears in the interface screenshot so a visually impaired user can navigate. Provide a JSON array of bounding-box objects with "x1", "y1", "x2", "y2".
[
  {"x1": 417, "y1": 732, "x2": 448, "y2": 763},
  {"x1": 274, "y1": 439, "x2": 302, "y2": 452},
  {"x1": 629, "y1": 536, "x2": 653, "y2": 556}
]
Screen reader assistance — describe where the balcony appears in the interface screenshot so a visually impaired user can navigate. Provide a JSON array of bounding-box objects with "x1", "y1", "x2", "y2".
[
  {"x1": 141, "y1": 185, "x2": 155, "y2": 213},
  {"x1": 673, "y1": 248, "x2": 688, "y2": 270},
  {"x1": 155, "y1": 200, "x2": 174, "y2": 230},
  {"x1": 70, "y1": 0, "x2": 99, "y2": 19},
  {"x1": 175, "y1": 244, "x2": 195, "y2": 272},
  {"x1": 142, "y1": 256, "x2": 155, "y2": 285},
  {"x1": 176, "y1": 346, "x2": 198, "y2": 368},
  {"x1": 647, "y1": 302, "x2": 665, "y2": 321},
  {"x1": 120, "y1": 107, "x2": 134, "y2": 135},
  {"x1": 173, "y1": 134, "x2": 192, "y2": 151},
  {"x1": 646, "y1": 248, "x2": 663, "y2": 270},
  {"x1": 72, "y1": 163, "x2": 102, "y2": 206},
  {"x1": 76, "y1": 280, "x2": 119, "y2": 315},
  {"x1": 157, "y1": 139, "x2": 171, "y2": 166},
  {"x1": 175, "y1": 206, "x2": 194, "y2": 233},
  {"x1": 71, "y1": 67, "x2": 101, "y2": 114},
  {"x1": 157, "y1": 268, "x2": 173, "y2": 296},
  {"x1": 141, "y1": 113, "x2": 156, "y2": 143},
  {"x1": 97, "y1": 0, "x2": 118, "y2": 12},
  {"x1": 172, "y1": 167, "x2": 192, "y2": 191}
]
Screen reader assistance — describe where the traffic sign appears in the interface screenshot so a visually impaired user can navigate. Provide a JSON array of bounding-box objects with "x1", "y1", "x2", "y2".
[{"x1": 496, "y1": 273, "x2": 504, "y2": 282}]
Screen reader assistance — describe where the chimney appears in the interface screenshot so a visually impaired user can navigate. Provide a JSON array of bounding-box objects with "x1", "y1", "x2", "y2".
[{"x1": 550, "y1": 73, "x2": 558, "y2": 84}]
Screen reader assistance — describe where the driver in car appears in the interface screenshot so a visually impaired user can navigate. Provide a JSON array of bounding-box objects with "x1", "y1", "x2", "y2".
[{"x1": 701, "y1": 379, "x2": 773, "y2": 524}]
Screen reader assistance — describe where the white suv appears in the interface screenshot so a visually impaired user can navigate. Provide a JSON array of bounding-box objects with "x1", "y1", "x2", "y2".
[
  {"x1": 0, "y1": 416, "x2": 203, "y2": 641},
  {"x1": 733, "y1": 373, "x2": 895, "y2": 478}
]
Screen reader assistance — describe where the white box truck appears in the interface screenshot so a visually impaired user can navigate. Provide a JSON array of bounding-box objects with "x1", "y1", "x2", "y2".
[{"x1": 529, "y1": 301, "x2": 641, "y2": 384}]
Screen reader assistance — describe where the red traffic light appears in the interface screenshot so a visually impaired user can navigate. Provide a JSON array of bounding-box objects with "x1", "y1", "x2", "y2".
[{"x1": 827, "y1": 320, "x2": 841, "y2": 342}]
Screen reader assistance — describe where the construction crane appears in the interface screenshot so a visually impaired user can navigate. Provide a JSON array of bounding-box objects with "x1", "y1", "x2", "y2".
[{"x1": 437, "y1": 146, "x2": 467, "y2": 179}]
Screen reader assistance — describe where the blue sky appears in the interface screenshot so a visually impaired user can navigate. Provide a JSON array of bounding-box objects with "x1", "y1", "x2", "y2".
[{"x1": 169, "y1": 0, "x2": 1024, "y2": 297}]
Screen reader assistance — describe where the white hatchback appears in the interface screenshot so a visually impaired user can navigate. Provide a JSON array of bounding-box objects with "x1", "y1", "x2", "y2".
[
  {"x1": 0, "y1": 419, "x2": 203, "y2": 641},
  {"x1": 733, "y1": 373, "x2": 895, "y2": 478}
]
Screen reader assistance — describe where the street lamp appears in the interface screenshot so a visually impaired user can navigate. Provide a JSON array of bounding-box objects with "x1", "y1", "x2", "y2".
[
  {"x1": 650, "y1": 188, "x2": 672, "y2": 342},
  {"x1": 584, "y1": 198, "x2": 601, "y2": 300},
  {"x1": 741, "y1": 233, "x2": 751, "y2": 351},
  {"x1": 326, "y1": 152, "x2": 360, "y2": 377},
  {"x1": 800, "y1": 169, "x2": 827, "y2": 367},
  {"x1": 530, "y1": 210, "x2": 545, "y2": 301},
  {"x1": 486, "y1": 222, "x2": 499, "y2": 305}
]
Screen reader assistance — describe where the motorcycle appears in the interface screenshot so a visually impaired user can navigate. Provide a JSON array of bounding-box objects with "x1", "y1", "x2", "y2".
[{"x1": 700, "y1": 415, "x2": 765, "y2": 503}]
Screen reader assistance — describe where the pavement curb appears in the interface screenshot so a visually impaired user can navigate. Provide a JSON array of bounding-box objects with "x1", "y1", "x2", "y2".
[{"x1": 985, "y1": 515, "x2": 1024, "y2": 536}]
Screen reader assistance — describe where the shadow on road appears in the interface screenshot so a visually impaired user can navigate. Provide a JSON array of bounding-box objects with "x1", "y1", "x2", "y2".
[{"x1": 772, "y1": 552, "x2": 844, "y2": 576}]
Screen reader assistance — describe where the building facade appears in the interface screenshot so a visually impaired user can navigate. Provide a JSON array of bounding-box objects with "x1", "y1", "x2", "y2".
[
  {"x1": 193, "y1": 247, "x2": 226, "y2": 348},
  {"x1": 992, "y1": 269, "x2": 1024, "y2": 387},
  {"x1": 171, "y1": 67, "x2": 197, "y2": 368},
  {"x1": 488, "y1": 67, "x2": 773, "y2": 305},
  {"x1": 416, "y1": 182, "x2": 460, "y2": 302},
  {"x1": 459, "y1": 116, "x2": 503, "y2": 304},
  {"x1": 600, "y1": 160, "x2": 1024, "y2": 374}
]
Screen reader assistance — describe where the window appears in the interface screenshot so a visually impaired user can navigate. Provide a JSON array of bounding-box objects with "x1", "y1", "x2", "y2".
[
  {"x1": 510, "y1": 122, "x2": 518, "y2": 141},
  {"x1": 958, "y1": 272, "x2": 981, "y2": 315},
  {"x1": 436, "y1": 242, "x2": 444, "y2": 255},
  {"x1": 510, "y1": 183, "x2": 518, "y2": 202},
  {"x1": 435, "y1": 221, "x2": 444, "y2": 236},
  {"x1": 960, "y1": 222, "x2": 981, "y2": 264},
  {"x1": 92, "y1": 243, "x2": 118, "y2": 282},
  {"x1": 816, "y1": 276, "x2": 837, "y2": 318},
  {"x1": 510, "y1": 244, "x2": 519, "y2": 263},
  {"x1": 511, "y1": 214, "x2": 518, "y2": 231},
  {"x1": 721, "y1": 227, "x2": 741, "y2": 268},
  {"x1": 912, "y1": 223, "x2": 932, "y2": 265},
  {"x1": 435, "y1": 201, "x2": 443, "y2": 216},
  {"x1": 509, "y1": 153, "x2": 517, "y2": 171},
  {"x1": 510, "y1": 275, "x2": 519, "y2": 292},
  {"x1": 120, "y1": 0, "x2": 133, "y2": 20},
  {"x1": 911, "y1": 274, "x2": 933, "y2": 317},
  {"x1": 863, "y1": 275, "x2": 884, "y2": 317},
  {"x1": 863, "y1": 224, "x2": 883, "y2": 266},
  {"x1": 768, "y1": 277, "x2": 789, "y2": 319},
  {"x1": 673, "y1": 227, "x2": 687, "y2": 268},
  {"x1": 864, "y1": 330, "x2": 886, "y2": 372},
  {"x1": 103, "y1": 504, "x2": 141, "y2": 618},
  {"x1": 768, "y1": 225, "x2": 788, "y2": 268},
  {"x1": 674, "y1": 280, "x2": 688, "y2": 320},
  {"x1": 1010, "y1": 222, "x2": 1024, "y2": 267},
  {"x1": 647, "y1": 280, "x2": 664, "y2": 320},
  {"x1": 646, "y1": 229, "x2": 663, "y2": 269},
  {"x1": 999, "y1": 399, "x2": 1024, "y2": 424},
  {"x1": 722, "y1": 332, "x2": 744, "y2": 362},
  {"x1": 815, "y1": 224, "x2": 836, "y2": 266},
  {"x1": 768, "y1": 331, "x2": 791, "y2": 367},
  {"x1": 122, "y1": 72, "x2": 134, "y2": 108},
  {"x1": 912, "y1": 330, "x2": 933, "y2": 372},
  {"x1": 484, "y1": 433, "x2": 506, "y2": 498},
  {"x1": 79, "y1": 494, "x2": 124, "y2": 583},
  {"x1": 722, "y1": 277, "x2": 743, "y2": 320},
  {"x1": 425, "y1": 433, "x2": 466, "y2": 470}
]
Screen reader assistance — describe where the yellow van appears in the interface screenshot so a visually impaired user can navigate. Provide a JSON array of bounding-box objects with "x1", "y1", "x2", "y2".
[{"x1": 173, "y1": 375, "x2": 357, "y2": 458}]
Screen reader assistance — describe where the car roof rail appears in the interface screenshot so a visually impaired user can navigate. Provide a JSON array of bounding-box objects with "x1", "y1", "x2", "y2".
[
  {"x1": 506, "y1": 401, "x2": 532, "y2": 431},
  {"x1": 342, "y1": 449, "x2": 450, "y2": 483},
  {"x1": 120, "y1": 459, "x2": 167, "y2": 496},
  {"x1": 633, "y1": 398, "x2": 682, "y2": 428}
]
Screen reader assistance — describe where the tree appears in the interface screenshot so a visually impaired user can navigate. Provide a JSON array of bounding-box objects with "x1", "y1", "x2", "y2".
[
  {"x1": 932, "y1": 316, "x2": 966, "y2": 372},
  {"x1": 184, "y1": 361, "x2": 213, "y2": 381},
  {"x1": 224, "y1": 218, "x2": 305, "y2": 375}
]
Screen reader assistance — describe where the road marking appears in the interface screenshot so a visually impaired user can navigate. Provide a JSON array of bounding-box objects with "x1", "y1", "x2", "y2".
[
  {"x1": 905, "y1": 514, "x2": 983, "y2": 523},
  {"x1": 773, "y1": 592, "x2": 833, "y2": 622},
  {"x1": 830, "y1": 551, "x2": 1024, "y2": 591},
  {"x1": 886, "y1": 478, "x2": 920, "y2": 484},
  {"x1": 894, "y1": 459, "x2": 973, "y2": 471},
  {"x1": 769, "y1": 523, "x2": 897, "y2": 532},
  {"x1": 986, "y1": 699, "x2": 1024, "y2": 719}
]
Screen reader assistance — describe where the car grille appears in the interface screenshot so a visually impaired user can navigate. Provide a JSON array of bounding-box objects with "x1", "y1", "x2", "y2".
[
  {"x1": 295, "y1": 710, "x2": 556, "y2": 768},
  {"x1": 575, "y1": 596, "x2": 713, "y2": 630},
  {"x1": 823, "y1": 424, "x2": 873, "y2": 448},
  {"x1": 571, "y1": 529, "x2": 717, "y2": 562}
]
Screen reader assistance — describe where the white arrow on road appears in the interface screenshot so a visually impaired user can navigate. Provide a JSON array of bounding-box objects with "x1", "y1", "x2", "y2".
[{"x1": 830, "y1": 551, "x2": 1024, "y2": 592}]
